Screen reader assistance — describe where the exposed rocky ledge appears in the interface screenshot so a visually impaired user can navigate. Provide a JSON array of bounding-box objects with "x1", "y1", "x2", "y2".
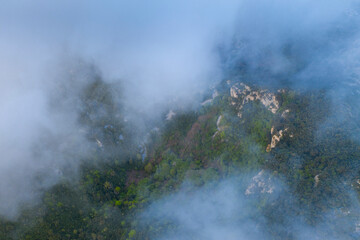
[
  {"x1": 266, "y1": 127, "x2": 289, "y2": 152},
  {"x1": 229, "y1": 82, "x2": 292, "y2": 152},
  {"x1": 245, "y1": 170, "x2": 275, "y2": 195},
  {"x1": 230, "y1": 83, "x2": 279, "y2": 118}
]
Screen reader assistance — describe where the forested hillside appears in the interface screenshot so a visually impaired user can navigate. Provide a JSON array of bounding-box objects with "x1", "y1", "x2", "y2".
[
  {"x1": 2, "y1": 1, "x2": 360, "y2": 240},
  {"x1": 1, "y1": 75, "x2": 359, "y2": 240}
]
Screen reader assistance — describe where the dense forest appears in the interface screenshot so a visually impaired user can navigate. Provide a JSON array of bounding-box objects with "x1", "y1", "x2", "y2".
[
  {"x1": 1, "y1": 72, "x2": 359, "y2": 240},
  {"x1": 3, "y1": 1, "x2": 360, "y2": 239}
]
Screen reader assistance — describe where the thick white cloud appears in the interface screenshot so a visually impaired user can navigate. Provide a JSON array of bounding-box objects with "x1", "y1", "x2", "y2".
[{"x1": 0, "y1": 0, "x2": 241, "y2": 218}]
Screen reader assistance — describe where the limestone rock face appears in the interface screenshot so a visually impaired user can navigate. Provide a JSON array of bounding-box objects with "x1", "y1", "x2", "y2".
[
  {"x1": 245, "y1": 170, "x2": 275, "y2": 195},
  {"x1": 266, "y1": 128, "x2": 289, "y2": 152},
  {"x1": 230, "y1": 83, "x2": 279, "y2": 117},
  {"x1": 201, "y1": 90, "x2": 219, "y2": 106},
  {"x1": 166, "y1": 110, "x2": 176, "y2": 120},
  {"x1": 212, "y1": 115, "x2": 223, "y2": 138},
  {"x1": 230, "y1": 82, "x2": 292, "y2": 152}
]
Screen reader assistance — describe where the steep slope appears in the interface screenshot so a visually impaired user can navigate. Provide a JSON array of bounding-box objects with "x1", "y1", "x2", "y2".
[{"x1": 1, "y1": 79, "x2": 360, "y2": 240}]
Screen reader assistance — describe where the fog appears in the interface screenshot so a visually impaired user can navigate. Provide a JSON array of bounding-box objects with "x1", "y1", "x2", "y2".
[
  {"x1": 1, "y1": 2, "x2": 360, "y2": 239},
  {"x1": 142, "y1": 174, "x2": 360, "y2": 240},
  {"x1": 0, "y1": 0, "x2": 240, "y2": 218},
  {"x1": 142, "y1": 178, "x2": 269, "y2": 240},
  {"x1": 223, "y1": 0, "x2": 360, "y2": 90}
]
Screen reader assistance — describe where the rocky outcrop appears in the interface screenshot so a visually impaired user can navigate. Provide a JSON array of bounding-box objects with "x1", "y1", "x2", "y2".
[
  {"x1": 266, "y1": 128, "x2": 289, "y2": 152},
  {"x1": 212, "y1": 115, "x2": 224, "y2": 138},
  {"x1": 314, "y1": 174, "x2": 320, "y2": 187},
  {"x1": 230, "y1": 83, "x2": 279, "y2": 118},
  {"x1": 96, "y1": 138, "x2": 103, "y2": 148},
  {"x1": 201, "y1": 90, "x2": 219, "y2": 106},
  {"x1": 166, "y1": 110, "x2": 176, "y2": 120},
  {"x1": 245, "y1": 170, "x2": 275, "y2": 195},
  {"x1": 281, "y1": 109, "x2": 290, "y2": 118},
  {"x1": 356, "y1": 222, "x2": 360, "y2": 233},
  {"x1": 230, "y1": 82, "x2": 293, "y2": 152}
]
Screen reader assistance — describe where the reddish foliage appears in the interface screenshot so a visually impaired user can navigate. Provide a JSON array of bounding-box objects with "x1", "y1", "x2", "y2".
[{"x1": 126, "y1": 170, "x2": 145, "y2": 187}]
